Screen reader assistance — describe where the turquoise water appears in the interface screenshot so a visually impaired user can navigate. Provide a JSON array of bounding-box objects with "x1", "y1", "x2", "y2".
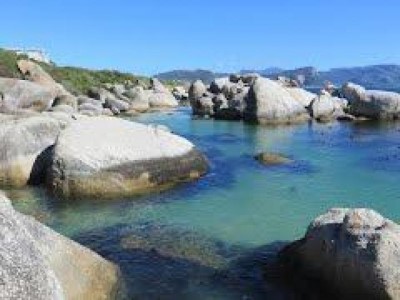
[{"x1": 9, "y1": 108, "x2": 400, "y2": 299}]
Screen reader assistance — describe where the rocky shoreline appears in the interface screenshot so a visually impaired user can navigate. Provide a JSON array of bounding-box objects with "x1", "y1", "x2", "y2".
[
  {"x1": 1, "y1": 56, "x2": 400, "y2": 299},
  {"x1": 188, "y1": 73, "x2": 400, "y2": 124}
]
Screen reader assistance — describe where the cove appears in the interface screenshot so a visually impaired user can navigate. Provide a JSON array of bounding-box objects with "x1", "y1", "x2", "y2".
[{"x1": 8, "y1": 107, "x2": 400, "y2": 299}]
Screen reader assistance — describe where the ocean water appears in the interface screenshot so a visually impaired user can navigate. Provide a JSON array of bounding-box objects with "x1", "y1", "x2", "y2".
[{"x1": 8, "y1": 108, "x2": 400, "y2": 299}]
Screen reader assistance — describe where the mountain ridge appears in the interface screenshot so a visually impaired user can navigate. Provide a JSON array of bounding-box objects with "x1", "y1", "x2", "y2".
[{"x1": 155, "y1": 65, "x2": 400, "y2": 91}]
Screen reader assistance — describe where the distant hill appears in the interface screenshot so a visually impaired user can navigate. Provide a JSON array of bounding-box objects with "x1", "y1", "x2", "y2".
[
  {"x1": 319, "y1": 65, "x2": 400, "y2": 91},
  {"x1": 155, "y1": 69, "x2": 229, "y2": 84},
  {"x1": 240, "y1": 67, "x2": 283, "y2": 76},
  {"x1": 155, "y1": 65, "x2": 400, "y2": 91}
]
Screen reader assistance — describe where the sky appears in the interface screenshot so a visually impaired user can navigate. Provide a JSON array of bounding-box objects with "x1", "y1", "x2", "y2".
[{"x1": 1, "y1": 0, "x2": 400, "y2": 75}]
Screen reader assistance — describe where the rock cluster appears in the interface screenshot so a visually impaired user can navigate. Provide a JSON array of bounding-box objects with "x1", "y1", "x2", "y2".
[
  {"x1": 0, "y1": 191, "x2": 122, "y2": 299},
  {"x1": 0, "y1": 59, "x2": 180, "y2": 117},
  {"x1": 188, "y1": 74, "x2": 350, "y2": 124},
  {"x1": 81, "y1": 78, "x2": 179, "y2": 116},
  {"x1": 189, "y1": 75, "x2": 400, "y2": 124},
  {"x1": 280, "y1": 208, "x2": 400, "y2": 299},
  {"x1": 0, "y1": 113, "x2": 208, "y2": 199}
]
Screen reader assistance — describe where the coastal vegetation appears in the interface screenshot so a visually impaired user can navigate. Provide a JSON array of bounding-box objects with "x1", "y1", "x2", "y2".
[{"x1": 0, "y1": 48, "x2": 146, "y2": 95}]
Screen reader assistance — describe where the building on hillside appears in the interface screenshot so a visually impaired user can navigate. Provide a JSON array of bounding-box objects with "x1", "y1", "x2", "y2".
[{"x1": 6, "y1": 47, "x2": 51, "y2": 64}]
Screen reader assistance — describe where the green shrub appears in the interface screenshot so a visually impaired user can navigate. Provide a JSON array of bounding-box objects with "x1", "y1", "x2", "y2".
[{"x1": 0, "y1": 48, "x2": 147, "y2": 95}]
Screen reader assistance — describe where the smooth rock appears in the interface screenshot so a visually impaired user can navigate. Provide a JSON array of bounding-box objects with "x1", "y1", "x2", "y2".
[
  {"x1": 17, "y1": 60, "x2": 74, "y2": 103},
  {"x1": 189, "y1": 80, "x2": 207, "y2": 103},
  {"x1": 77, "y1": 95, "x2": 103, "y2": 107},
  {"x1": 280, "y1": 208, "x2": 400, "y2": 299},
  {"x1": 148, "y1": 79, "x2": 178, "y2": 107},
  {"x1": 309, "y1": 95, "x2": 347, "y2": 121},
  {"x1": 47, "y1": 117, "x2": 208, "y2": 199},
  {"x1": 255, "y1": 152, "x2": 292, "y2": 165},
  {"x1": 148, "y1": 91, "x2": 178, "y2": 108},
  {"x1": 342, "y1": 82, "x2": 400, "y2": 120},
  {"x1": 0, "y1": 115, "x2": 66, "y2": 187},
  {"x1": 244, "y1": 78, "x2": 309, "y2": 124},
  {"x1": 78, "y1": 102, "x2": 104, "y2": 114},
  {"x1": 0, "y1": 192, "x2": 122, "y2": 299},
  {"x1": 49, "y1": 104, "x2": 75, "y2": 114},
  {"x1": 104, "y1": 97, "x2": 130, "y2": 113},
  {"x1": 0, "y1": 78, "x2": 58, "y2": 112},
  {"x1": 285, "y1": 87, "x2": 317, "y2": 107},
  {"x1": 124, "y1": 86, "x2": 151, "y2": 112}
]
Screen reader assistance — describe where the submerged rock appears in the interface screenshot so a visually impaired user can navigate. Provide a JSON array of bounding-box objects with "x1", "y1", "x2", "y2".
[
  {"x1": 255, "y1": 152, "x2": 293, "y2": 166},
  {"x1": 280, "y1": 208, "x2": 400, "y2": 299},
  {"x1": 47, "y1": 117, "x2": 208, "y2": 199},
  {"x1": 244, "y1": 78, "x2": 309, "y2": 124},
  {"x1": 0, "y1": 192, "x2": 121, "y2": 299}
]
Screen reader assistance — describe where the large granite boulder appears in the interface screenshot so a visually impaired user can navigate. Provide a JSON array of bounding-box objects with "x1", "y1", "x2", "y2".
[
  {"x1": 104, "y1": 97, "x2": 130, "y2": 113},
  {"x1": 148, "y1": 78, "x2": 178, "y2": 108},
  {"x1": 0, "y1": 115, "x2": 68, "y2": 187},
  {"x1": 280, "y1": 208, "x2": 400, "y2": 299},
  {"x1": 123, "y1": 86, "x2": 151, "y2": 112},
  {"x1": 17, "y1": 59, "x2": 59, "y2": 88},
  {"x1": 17, "y1": 60, "x2": 77, "y2": 109},
  {"x1": 243, "y1": 78, "x2": 309, "y2": 124},
  {"x1": 189, "y1": 80, "x2": 210, "y2": 116},
  {"x1": 189, "y1": 80, "x2": 207, "y2": 103},
  {"x1": 209, "y1": 77, "x2": 231, "y2": 94},
  {"x1": 342, "y1": 82, "x2": 400, "y2": 120},
  {"x1": 47, "y1": 117, "x2": 208, "y2": 199},
  {"x1": 0, "y1": 192, "x2": 121, "y2": 299},
  {"x1": 0, "y1": 78, "x2": 58, "y2": 112},
  {"x1": 285, "y1": 87, "x2": 317, "y2": 107},
  {"x1": 148, "y1": 92, "x2": 179, "y2": 108},
  {"x1": 308, "y1": 95, "x2": 347, "y2": 122}
]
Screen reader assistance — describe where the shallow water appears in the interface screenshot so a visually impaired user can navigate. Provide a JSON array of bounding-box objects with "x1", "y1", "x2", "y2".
[{"x1": 8, "y1": 108, "x2": 400, "y2": 299}]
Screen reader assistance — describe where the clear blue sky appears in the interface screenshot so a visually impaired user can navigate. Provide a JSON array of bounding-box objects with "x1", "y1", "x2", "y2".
[{"x1": 1, "y1": 0, "x2": 400, "y2": 75}]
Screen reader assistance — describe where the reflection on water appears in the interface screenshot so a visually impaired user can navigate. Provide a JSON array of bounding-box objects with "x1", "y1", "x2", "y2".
[{"x1": 8, "y1": 108, "x2": 400, "y2": 299}]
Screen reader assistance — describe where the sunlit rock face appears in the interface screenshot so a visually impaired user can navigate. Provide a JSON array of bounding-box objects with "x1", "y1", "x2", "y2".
[
  {"x1": 280, "y1": 208, "x2": 400, "y2": 299},
  {"x1": 0, "y1": 115, "x2": 67, "y2": 188},
  {"x1": 342, "y1": 82, "x2": 400, "y2": 120},
  {"x1": 0, "y1": 192, "x2": 122, "y2": 299},
  {"x1": 0, "y1": 78, "x2": 59, "y2": 112},
  {"x1": 47, "y1": 117, "x2": 209, "y2": 199},
  {"x1": 244, "y1": 78, "x2": 310, "y2": 124}
]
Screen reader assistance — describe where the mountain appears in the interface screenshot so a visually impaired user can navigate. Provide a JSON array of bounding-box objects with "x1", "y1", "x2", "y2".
[
  {"x1": 319, "y1": 65, "x2": 400, "y2": 91},
  {"x1": 155, "y1": 69, "x2": 229, "y2": 84},
  {"x1": 155, "y1": 65, "x2": 400, "y2": 91},
  {"x1": 240, "y1": 67, "x2": 283, "y2": 76}
]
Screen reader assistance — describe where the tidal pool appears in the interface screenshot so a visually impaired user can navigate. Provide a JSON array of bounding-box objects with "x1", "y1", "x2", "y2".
[{"x1": 9, "y1": 108, "x2": 400, "y2": 299}]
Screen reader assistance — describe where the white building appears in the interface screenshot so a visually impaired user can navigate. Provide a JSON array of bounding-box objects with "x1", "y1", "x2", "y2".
[{"x1": 6, "y1": 47, "x2": 51, "y2": 64}]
